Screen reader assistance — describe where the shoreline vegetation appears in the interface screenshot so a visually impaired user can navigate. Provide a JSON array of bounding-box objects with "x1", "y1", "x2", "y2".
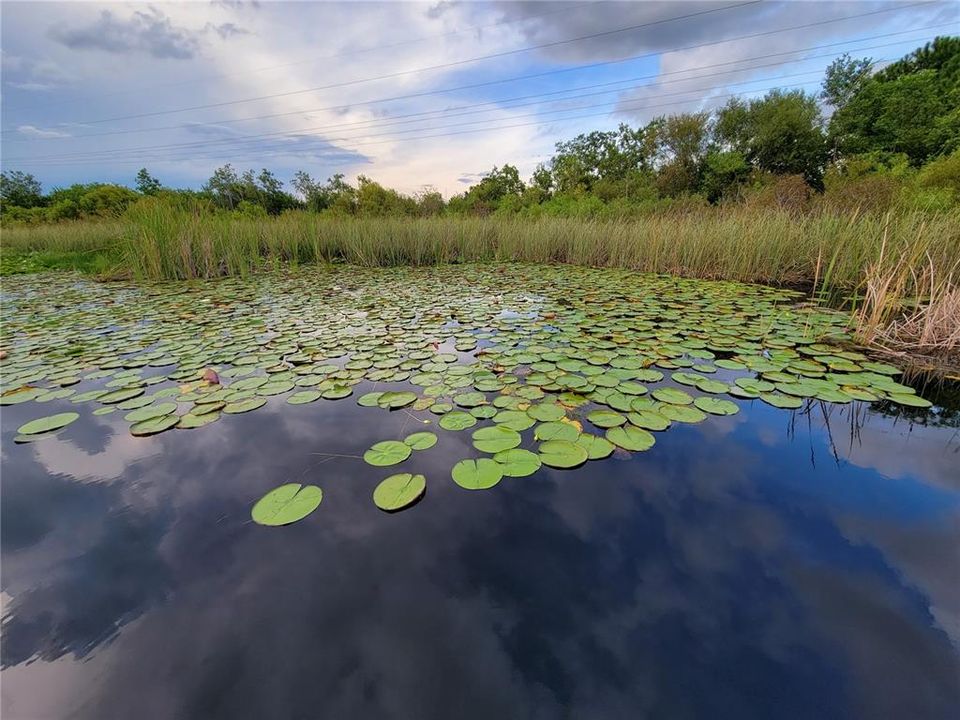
[
  {"x1": 2, "y1": 38, "x2": 958, "y2": 373},
  {"x1": 3, "y1": 207, "x2": 958, "y2": 374}
]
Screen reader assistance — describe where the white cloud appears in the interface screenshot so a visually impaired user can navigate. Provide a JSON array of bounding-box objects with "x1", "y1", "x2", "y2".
[{"x1": 17, "y1": 124, "x2": 72, "y2": 138}]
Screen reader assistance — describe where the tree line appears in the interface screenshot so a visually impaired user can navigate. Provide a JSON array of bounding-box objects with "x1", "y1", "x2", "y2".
[{"x1": 2, "y1": 37, "x2": 958, "y2": 224}]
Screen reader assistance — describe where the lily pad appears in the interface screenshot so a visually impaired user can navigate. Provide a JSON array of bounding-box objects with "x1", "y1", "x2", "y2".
[
  {"x1": 472, "y1": 425, "x2": 522, "y2": 453},
  {"x1": 693, "y1": 397, "x2": 740, "y2": 416},
  {"x1": 251, "y1": 483, "x2": 323, "y2": 526},
  {"x1": 373, "y1": 473, "x2": 426, "y2": 512},
  {"x1": 534, "y1": 421, "x2": 579, "y2": 442},
  {"x1": 493, "y1": 448, "x2": 542, "y2": 477},
  {"x1": 363, "y1": 440, "x2": 412, "y2": 466},
  {"x1": 403, "y1": 431, "x2": 438, "y2": 450},
  {"x1": 17, "y1": 412, "x2": 80, "y2": 435},
  {"x1": 538, "y1": 439, "x2": 589, "y2": 468},
  {"x1": 130, "y1": 414, "x2": 180, "y2": 436},
  {"x1": 587, "y1": 409, "x2": 627, "y2": 428},
  {"x1": 438, "y1": 411, "x2": 477, "y2": 431},
  {"x1": 605, "y1": 425, "x2": 655, "y2": 451},
  {"x1": 451, "y1": 458, "x2": 503, "y2": 489},
  {"x1": 576, "y1": 433, "x2": 615, "y2": 459}
]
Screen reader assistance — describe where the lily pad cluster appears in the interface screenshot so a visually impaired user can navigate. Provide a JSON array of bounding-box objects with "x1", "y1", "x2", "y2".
[{"x1": 1, "y1": 265, "x2": 932, "y2": 521}]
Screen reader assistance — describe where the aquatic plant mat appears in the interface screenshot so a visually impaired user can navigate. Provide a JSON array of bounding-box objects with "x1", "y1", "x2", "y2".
[{"x1": 2, "y1": 264, "x2": 931, "y2": 522}]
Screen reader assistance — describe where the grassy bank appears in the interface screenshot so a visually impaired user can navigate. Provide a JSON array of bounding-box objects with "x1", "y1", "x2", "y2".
[{"x1": 2, "y1": 207, "x2": 958, "y2": 366}]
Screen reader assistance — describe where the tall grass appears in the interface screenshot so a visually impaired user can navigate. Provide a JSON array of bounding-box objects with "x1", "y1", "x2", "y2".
[{"x1": 4, "y1": 204, "x2": 958, "y2": 363}]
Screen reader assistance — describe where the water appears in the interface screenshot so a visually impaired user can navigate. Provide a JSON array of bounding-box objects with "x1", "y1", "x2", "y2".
[{"x1": 2, "y1": 383, "x2": 958, "y2": 719}]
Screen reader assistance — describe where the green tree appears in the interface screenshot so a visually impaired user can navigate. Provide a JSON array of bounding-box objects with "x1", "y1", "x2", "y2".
[
  {"x1": 716, "y1": 90, "x2": 827, "y2": 187},
  {"x1": 651, "y1": 112, "x2": 710, "y2": 196},
  {"x1": 820, "y1": 53, "x2": 873, "y2": 111},
  {"x1": 0, "y1": 171, "x2": 44, "y2": 209},
  {"x1": 135, "y1": 168, "x2": 162, "y2": 195}
]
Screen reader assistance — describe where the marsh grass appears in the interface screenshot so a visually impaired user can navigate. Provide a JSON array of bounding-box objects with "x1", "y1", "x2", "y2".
[{"x1": 3, "y1": 205, "x2": 958, "y2": 362}]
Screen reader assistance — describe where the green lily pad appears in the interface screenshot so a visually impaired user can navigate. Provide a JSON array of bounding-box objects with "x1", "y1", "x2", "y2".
[
  {"x1": 888, "y1": 393, "x2": 932, "y2": 408},
  {"x1": 658, "y1": 404, "x2": 708, "y2": 423},
  {"x1": 377, "y1": 390, "x2": 417, "y2": 408},
  {"x1": 373, "y1": 473, "x2": 426, "y2": 512},
  {"x1": 403, "y1": 431, "x2": 438, "y2": 450},
  {"x1": 576, "y1": 433, "x2": 615, "y2": 459},
  {"x1": 527, "y1": 403, "x2": 566, "y2": 421},
  {"x1": 693, "y1": 397, "x2": 740, "y2": 416},
  {"x1": 472, "y1": 425, "x2": 522, "y2": 453},
  {"x1": 492, "y1": 409, "x2": 535, "y2": 431},
  {"x1": 605, "y1": 425, "x2": 655, "y2": 451},
  {"x1": 538, "y1": 439, "x2": 589, "y2": 468},
  {"x1": 224, "y1": 397, "x2": 267, "y2": 413},
  {"x1": 251, "y1": 483, "x2": 322, "y2": 526},
  {"x1": 124, "y1": 402, "x2": 178, "y2": 424},
  {"x1": 17, "y1": 412, "x2": 80, "y2": 435},
  {"x1": 451, "y1": 458, "x2": 503, "y2": 489},
  {"x1": 587, "y1": 409, "x2": 627, "y2": 428},
  {"x1": 493, "y1": 448, "x2": 542, "y2": 477},
  {"x1": 438, "y1": 411, "x2": 477, "y2": 431},
  {"x1": 651, "y1": 387, "x2": 693, "y2": 405},
  {"x1": 130, "y1": 414, "x2": 180, "y2": 436},
  {"x1": 287, "y1": 390, "x2": 322, "y2": 404},
  {"x1": 627, "y1": 409, "x2": 671, "y2": 430},
  {"x1": 534, "y1": 421, "x2": 579, "y2": 442},
  {"x1": 363, "y1": 440, "x2": 412, "y2": 466}
]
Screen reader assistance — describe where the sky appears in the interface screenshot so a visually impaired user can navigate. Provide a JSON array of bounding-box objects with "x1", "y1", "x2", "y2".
[{"x1": 1, "y1": 0, "x2": 956, "y2": 197}]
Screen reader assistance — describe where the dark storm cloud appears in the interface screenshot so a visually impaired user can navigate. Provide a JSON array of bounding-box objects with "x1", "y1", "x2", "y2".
[
  {"x1": 49, "y1": 8, "x2": 203, "y2": 60},
  {"x1": 491, "y1": 1, "x2": 935, "y2": 63}
]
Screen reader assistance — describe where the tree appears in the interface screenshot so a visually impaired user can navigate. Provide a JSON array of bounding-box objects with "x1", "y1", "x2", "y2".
[
  {"x1": 0, "y1": 171, "x2": 44, "y2": 209},
  {"x1": 651, "y1": 112, "x2": 710, "y2": 196},
  {"x1": 716, "y1": 91, "x2": 827, "y2": 187},
  {"x1": 135, "y1": 168, "x2": 162, "y2": 195},
  {"x1": 829, "y1": 38, "x2": 960, "y2": 164},
  {"x1": 820, "y1": 53, "x2": 873, "y2": 112},
  {"x1": 204, "y1": 164, "x2": 242, "y2": 209},
  {"x1": 550, "y1": 124, "x2": 651, "y2": 195}
]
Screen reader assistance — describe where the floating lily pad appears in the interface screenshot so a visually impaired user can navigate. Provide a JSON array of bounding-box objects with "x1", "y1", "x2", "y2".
[
  {"x1": 651, "y1": 387, "x2": 693, "y2": 405},
  {"x1": 493, "y1": 448, "x2": 542, "y2": 477},
  {"x1": 451, "y1": 458, "x2": 503, "y2": 489},
  {"x1": 130, "y1": 414, "x2": 180, "y2": 436},
  {"x1": 124, "y1": 402, "x2": 178, "y2": 424},
  {"x1": 251, "y1": 483, "x2": 322, "y2": 526},
  {"x1": 439, "y1": 411, "x2": 477, "y2": 431},
  {"x1": 224, "y1": 397, "x2": 267, "y2": 413},
  {"x1": 287, "y1": 390, "x2": 322, "y2": 405},
  {"x1": 364, "y1": 440, "x2": 412, "y2": 466},
  {"x1": 492, "y1": 409, "x2": 536, "y2": 431},
  {"x1": 472, "y1": 426, "x2": 522, "y2": 453},
  {"x1": 403, "y1": 431, "x2": 438, "y2": 450},
  {"x1": 587, "y1": 409, "x2": 627, "y2": 428},
  {"x1": 17, "y1": 412, "x2": 80, "y2": 435},
  {"x1": 373, "y1": 473, "x2": 426, "y2": 512},
  {"x1": 534, "y1": 421, "x2": 579, "y2": 442},
  {"x1": 576, "y1": 433, "x2": 615, "y2": 459},
  {"x1": 605, "y1": 425, "x2": 655, "y2": 451},
  {"x1": 538, "y1": 439, "x2": 589, "y2": 468},
  {"x1": 693, "y1": 397, "x2": 740, "y2": 415}
]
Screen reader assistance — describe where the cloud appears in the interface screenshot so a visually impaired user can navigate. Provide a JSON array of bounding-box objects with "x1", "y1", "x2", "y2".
[
  {"x1": 48, "y1": 8, "x2": 203, "y2": 60},
  {"x1": 17, "y1": 125, "x2": 72, "y2": 138},
  {"x1": 205, "y1": 21, "x2": 251, "y2": 40}
]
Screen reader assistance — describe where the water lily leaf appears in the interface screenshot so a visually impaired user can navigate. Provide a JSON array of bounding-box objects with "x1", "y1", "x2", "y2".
[
  {"x1": 124, "y1": 402, "x2": 178, "y2": 424},
  {"x1": 492, "y1": 409, "x2": 535, "y2": 431},
  {"x1": 251, "y1": 483, "x2": 322, "y2": 526},
  {"x1": 98, "y1": 387, "x2": 145, "y2": 404},
  {"x1": 224, "y1": 397, "x2": 267, "y2": 413},
  {"x1": 658, "y1": 404, "x2": 708, "y2": 423},
  {"x1": 373, "y1": 473, "x2": 426, "y2": 512},
  {"x1": 451, "y1": 458, "x2": 503, "y2": 489},
  {"x1": 888, "y1": 393, "x2": 932, "y2": 408},
  {"x1": 493, "y1": 448, "x2": 542, "y2": 477},
  {"x1": 471, "y1": 405, "x2": 498, "y2": 419},
  {"x1": 403, "y1": 431, "x2": 437, "y2": 450},
  {"x1": 538, "y1": 439, "x2": 589, "y2": 468},
  {"x1": 651, "y1": 387, "x2": 693, "y2": 405},
  {"x1": 587, "y1": 409, "x2": 626, "y2": 428},
  {"x1": 377, "y1": 390, "x2": 416, "y2": 408},
  {"x1": 472, "y1": 425, "x2": 522, "y2": 453},
  {"x1": 17, "y1": 412, "x2": 80, "y2": 435},
  {"x1": 287, "y1": 390, "x2": 322, "y2": 404},
  {"x1": 576, "y1": 433, "x2": 615, "y2": 459},
  {"x1": 605, "y1": 425, "x2": 655, "y2": 451},
  {"x1": 534, "y1": 421, "x2": 579, "y2": 442},
  {"x1": 364, "y1": 440, "x2": 412, "y2": 466},
  {"x1": 177, "y1": 411, "x2": 220, "y2": 429},
  {"x1": 130, "y1": 414, "x2": 180, "y2": 436},
  {"x1": 627, "y1": 409, "x2": 671, "y2": 430},
  {"x1": 322, "y1": 385, "x2": 353, "y2": 400},
  {"x1": 439, "y1": 410, "x2": 477, "y2": 431},
  {"x1": 760, "y1": 393, "x2": 803, "y2": 409},
  {"x1": 527, "y1": 403, "x2": 565, "y2": 421},
  {"x1": 693, "y1": 397, "x2": 739, "y2": 415},
  {"x1": 453, "y1": 391, "x2": 486, "y2": 408}
]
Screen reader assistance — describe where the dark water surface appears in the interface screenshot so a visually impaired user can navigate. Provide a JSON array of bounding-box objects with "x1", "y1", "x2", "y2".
[{"x1": 2, "y1": 383, "x2": 958, "y2": 719}]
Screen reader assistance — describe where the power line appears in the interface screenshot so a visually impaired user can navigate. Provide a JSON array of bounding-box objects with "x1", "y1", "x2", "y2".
[
  {"x1": 10, "y1": 78, "x2": 846, "y2": 168},
  {"x1": 5, "y1": 16, "x2": 941, "y2": 145},
  {"x1": 5, "y1": 27, "x2": 943, "y2": 163},
  {"x1": 10, "y1": 1, "x2": 605, "y2": 113},
  {"x1": 0, "y1": 2, "x2": 775, "y2": 127}
]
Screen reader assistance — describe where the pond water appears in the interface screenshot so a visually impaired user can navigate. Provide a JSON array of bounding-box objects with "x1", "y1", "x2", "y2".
[{"x1": 2, "y1": 266, "x2": 958, "y2": 719}]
